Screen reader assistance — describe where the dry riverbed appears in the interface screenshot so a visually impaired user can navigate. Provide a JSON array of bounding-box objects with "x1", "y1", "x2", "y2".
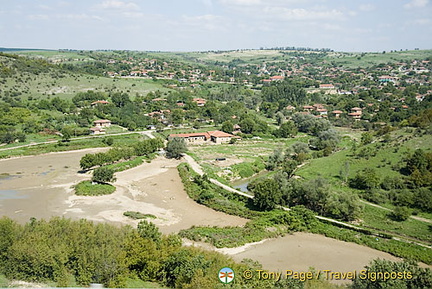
[{"x1": 0, "y1": 149, "x2": 247, "y2": 232}]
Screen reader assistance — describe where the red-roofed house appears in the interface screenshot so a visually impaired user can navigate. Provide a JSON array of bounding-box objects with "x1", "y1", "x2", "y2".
[
  {"x1": 313, "y1": 103, "x2": 325, "y2": 110},
  {"x1": 94, "y1": 119, "x2": 111, "y2": 127},
  {"x1": 193, "y1": 98, "x2": 207, "y2": 107},
  {"x1": 169, "y1": 130, "x2": 238, "y2": 144},
  {"x1": 332, "y1": 110, "x2": 343, "y2": 118},
  {"x1": 169, "y1": 132, "x2": 210, "y2": 144},
  {"x1": 348, "y1": 112, "x2": 362, "y2": 120},
  {"x1": 316, "y1": 108, "x2": 328, "y2": 116},
  {"x1": 319, "y1": 84, "x2": 335, "y2": 89},
  {"x1": 89, "y1": 127, "x2": 106, "y2": 135},
  {"x1": 208, "y1": 131, "x2": 237, "y2": 144}
]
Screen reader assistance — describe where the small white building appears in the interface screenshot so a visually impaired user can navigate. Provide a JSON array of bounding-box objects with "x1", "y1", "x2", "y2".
[{"x1": 94, "y1": 119, "x2": 111, "y2": 128}]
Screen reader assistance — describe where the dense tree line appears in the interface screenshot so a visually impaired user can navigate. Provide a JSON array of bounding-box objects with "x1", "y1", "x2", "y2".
[
  {"x1": 80, "y1": 138, "x2": 164, "y2": 170},
  {"x1": 351, "y1": 259, "x2": 432, "y2": 289},
  {"x1": 249, "y1": 175, "x2": 363, "y2": 221},
  {"x1": 262, "y1": 80, "x2": 308, "y2": 110},
  {"x1": 0, "y1": 216, "x2": 339, "y2": 288}
]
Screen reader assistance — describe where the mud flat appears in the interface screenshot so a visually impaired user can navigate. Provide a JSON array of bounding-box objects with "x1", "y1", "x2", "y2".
[
  {"x1": 0, "y1": 149, "x2": 247, "y2": 232},
  {"x1": 0, "y1": 148, "x2": 108, "y2": 222},
  {"x1": 224, "y1": 232, "x2": 424, "y2": 284}
]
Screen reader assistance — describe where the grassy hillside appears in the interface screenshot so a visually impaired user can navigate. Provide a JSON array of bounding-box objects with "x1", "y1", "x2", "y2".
[
  {"x1": 296, "y1": 128, "x2": 431, "y2": 185},
  {"x1": 325, "y1": 50, "x2": 432, "y2": 68},
  {"x1": 296, "y1": 128, "x2": 432, "y2": 244},
  {"x1": 158, "y1": 49, "x2": 432, "y2": 67},
  {"x1": 0, "y1": 53, "x2": 169, "y2": 100}
]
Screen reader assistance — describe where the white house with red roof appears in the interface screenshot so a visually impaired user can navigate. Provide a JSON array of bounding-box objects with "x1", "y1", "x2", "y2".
[
  {"x1": 94, "y1": 119, "x2": 111, "y2": 127},
  {"x1": 193, "y1": 98, "x2": 207, "y2": 107},
  {"x1": 319, "y1": 84, "x2": 335, "y2": 89},
  {"x1": 169, "y1": 130, "x2": 238, "y2": 144}
]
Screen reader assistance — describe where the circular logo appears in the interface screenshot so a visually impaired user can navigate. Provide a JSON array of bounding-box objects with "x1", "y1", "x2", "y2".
[{"x1": 219, "y1": 267, "x2": 235, "y2": 284}]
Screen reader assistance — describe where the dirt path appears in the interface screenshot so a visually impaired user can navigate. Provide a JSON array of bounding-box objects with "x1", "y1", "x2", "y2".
[{"x1": 360, "y1": 199, "x2": 432, "y2": 224}]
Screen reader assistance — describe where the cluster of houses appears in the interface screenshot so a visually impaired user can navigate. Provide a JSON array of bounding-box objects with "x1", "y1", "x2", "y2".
[
  {"x1": 286, "y1": 103, "x2": 365, "y2": 120},
  {"x1": 101, "y1": 50, "x2": 431, "y2": 99}
]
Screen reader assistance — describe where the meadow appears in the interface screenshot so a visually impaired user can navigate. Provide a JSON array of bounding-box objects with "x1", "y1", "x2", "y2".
[
  {"x1": 0, "y1": 133, "x2": 143, "y2": 159},
  {"x1": 3, "y1": 72, "x2": 169, "y2": 100},
  {"x1": 325, "y1": 49, "x2": 432, "y2": 68},
  {"x1": 295, "y1": 128, "x2": 432, "y2": 244}
]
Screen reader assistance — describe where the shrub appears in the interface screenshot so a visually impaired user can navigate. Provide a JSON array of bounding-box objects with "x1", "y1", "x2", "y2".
[
  {"x1": 389, "y1": 206, "x2": 411, "y2": 222},
  {"x1": 123, "y1": 211, "x2": 156, "y2": 220},
  {"x1": 92, "y1": 167, "x2": 116, "y2": 184},
  {"x1": 74, "y1": 181, "x2": 115, "y2": 196},
  {"x1": 166, "y1": 137, "x2": 187, "y2": 159}
]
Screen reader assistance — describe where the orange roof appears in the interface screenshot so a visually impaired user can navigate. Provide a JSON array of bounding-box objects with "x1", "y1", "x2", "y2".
[
  {"x1": 169, "y1": 132, "x2": 210, "y2": 139},
  {"x1": 91, "y1": 100, "x2": 109, "y2": 105},
  {"x1": 270, "y1": 75, "x2": 284, "y2": 80},
  {"x1": 208, "y1": 131, "x2": 235, "y2": 138},
  {"x1": 94, "y1": 119, "x2": 111, "y2": 123},
  {"x1": 193, "y1": 98, "x2": 206, "y2": 102},
  {"x1": 319, "y1": 84, "x2": 334, "y2": 88},
  {"x1": 332, "y1": 110, "x2": 343, "y2": 114}
]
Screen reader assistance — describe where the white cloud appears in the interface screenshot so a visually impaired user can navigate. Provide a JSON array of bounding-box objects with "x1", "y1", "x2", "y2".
[
  {"x1": 98, "y1": 0, "x2": 139, "y2": 10},
  {"x1": 409, "y1": 18, "x2": 431, "y2": 25},
  {"x1": 323, "y1": 23, "x2": 342, "y2": 31},
  {"x1": 219, "y1": 0, "x2": 262, "y2": 5},
  {"x1": 262, "y1": 7, "x2": 344, "y2": 21},
  {"x1": 61, "y1": 14, "x2": 104, "y2": 21},
  {"x1": 404, "y1": 0, "x2": 429, "y2": 9},
  {"x1": 355, "y1": 28, "x2": 373, "y2": 34},
  {"x1": 38, "y1": 5, "x2": 53, "y2": 11},
  {"x1": 182, "y1": 14, "x2": 228, "y2": 31},
  {"x1": 121, "y1": 12, "x2": 145, "y2": 18},
  {"x1": 359, "y1": 4, "x2": 375, "y2": 12},
  {"x1": 28, "y1": 14, "x2": 50, "y2": 20},
  {"x1": 202, "y1": 0, "x2": 213, "y2": 9},
  {"x1": 183, "y1": 14, "x2": 223, "y2": 22}
]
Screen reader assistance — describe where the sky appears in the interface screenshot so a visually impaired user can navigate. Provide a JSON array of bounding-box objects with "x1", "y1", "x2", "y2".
[{"x1": 1, "y1": 0, "x2": 431, "y2": 52}]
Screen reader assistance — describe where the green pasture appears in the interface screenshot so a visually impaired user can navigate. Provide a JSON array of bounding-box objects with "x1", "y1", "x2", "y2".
[
  {"x1": 296, "y1": 129, "x2": 432, "y2": 185},
  {"x1": 325, "y1": 50, "x2": 432, "y2": 69},
  {"x1": 2, "y1": 72, "x2": 169, "y2": 100},
  {"x1": 361, "y1": 204, "x2": 432, "y2": 244}
]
